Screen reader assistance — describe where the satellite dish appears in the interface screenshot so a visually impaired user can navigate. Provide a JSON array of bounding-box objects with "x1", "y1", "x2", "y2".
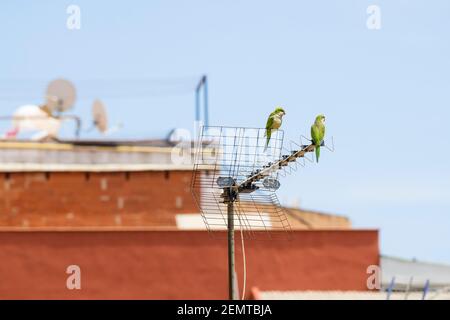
[
  {"x1": 45, "y1": 78, "x2": 77, "y2": 113},
  {"x1": 92, "y1": 99, "x2": 108, "y2": 133}
]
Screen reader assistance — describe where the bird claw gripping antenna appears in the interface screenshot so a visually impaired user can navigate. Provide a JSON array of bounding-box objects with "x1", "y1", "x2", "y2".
[{"x1": 191, "y1": 126, "x2": 333, "y2": 300}]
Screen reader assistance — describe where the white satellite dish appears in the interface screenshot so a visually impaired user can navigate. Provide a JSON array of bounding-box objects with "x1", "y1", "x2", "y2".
[
  {"x1": 92, "y1": 99, "x2": 108, "y2": 134},
  {"x1": 45, "y1": 78, "x2": 77, "y2": 113}
]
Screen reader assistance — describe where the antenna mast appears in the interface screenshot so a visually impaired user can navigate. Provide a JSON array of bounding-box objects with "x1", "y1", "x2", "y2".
[{"x1": 192, "y1": 126, "x2": 333, "y2": 300}]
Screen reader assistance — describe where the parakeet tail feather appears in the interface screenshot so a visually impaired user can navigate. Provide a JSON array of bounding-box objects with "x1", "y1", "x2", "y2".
[
  {"x1": 264, "y1": 129, "x2": 271, "y2": 151},
  {"x1": 315, "y1": 146, "x2": 320, "y2": 163}
]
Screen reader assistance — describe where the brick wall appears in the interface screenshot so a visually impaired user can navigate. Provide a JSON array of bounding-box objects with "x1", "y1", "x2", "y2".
[
  {"x1": 0, "y1": 171, "x2": 196, "y2": 227},
  {"x1": 0, "y1": 230, "x2": 379, "y2": 299}
]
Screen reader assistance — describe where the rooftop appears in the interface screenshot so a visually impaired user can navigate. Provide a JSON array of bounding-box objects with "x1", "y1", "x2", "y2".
[
  {"x1": 0, "y1": 139, "x2": 207, "y2": 171},
  {"x1": 254, "y1": 289, "x2": 450, "y2": 300},
  {"x1": 381, "y1": 255, "x2": 450, "y2": 289}
]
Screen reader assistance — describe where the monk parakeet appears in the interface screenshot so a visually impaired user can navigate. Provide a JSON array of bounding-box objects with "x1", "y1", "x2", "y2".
[
  {"x1": 311, "y1": 114, "x2": 326, "y2": 163},
  {"x1": 264, "y1": 107, "x2": 286, "y2": 150}
]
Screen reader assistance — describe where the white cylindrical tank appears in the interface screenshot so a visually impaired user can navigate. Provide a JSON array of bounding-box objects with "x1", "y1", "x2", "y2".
[{"x1": 12, "y1": 105, "x2": 61, "y2": 139}]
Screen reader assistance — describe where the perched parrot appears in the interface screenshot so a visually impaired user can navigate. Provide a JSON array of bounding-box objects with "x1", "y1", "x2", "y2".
[
  {"x1": 264, "y1": 107, "x2": 286, "y2": 150},
  {"x1": 311, "y1": 114, "x2": 326, "y2": 163}
]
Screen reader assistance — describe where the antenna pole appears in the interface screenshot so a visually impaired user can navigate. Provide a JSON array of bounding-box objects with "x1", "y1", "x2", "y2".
[
  {"x1": 195, "y1": 87, "x2": 200, "y2": 123},
  {"x1": 227, "y1": 200, "x2": 236, "y2": 300},
  {"x1": 226, "y1": 187, "x2": 237, "y2": 300},
  {"x1": 203, "y1": 75, "x2": 209, "y2": 127},
  {"x1": 195, "y1": 75, "x2": 209, "y2": 126}
]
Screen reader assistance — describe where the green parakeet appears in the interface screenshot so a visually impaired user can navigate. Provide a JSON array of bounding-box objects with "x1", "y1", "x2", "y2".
[
  {"x1": 264, "y1": 107, "x2": 286, "y2": 150},
  {"x1": 311, "y1": 114, "x2": 326, "y2": 163}
]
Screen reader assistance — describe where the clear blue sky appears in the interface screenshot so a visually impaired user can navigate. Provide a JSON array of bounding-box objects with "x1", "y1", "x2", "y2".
[{"x1": 1, "y1": 1, "x2": 449, "y2": 264}]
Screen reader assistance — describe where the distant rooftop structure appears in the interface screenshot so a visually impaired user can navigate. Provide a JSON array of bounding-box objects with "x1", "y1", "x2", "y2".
[
  {"x1": 283, "y1": 206, "x2": 350, "y2": 229},
  {"x1": 381, "y1": 255, "x2": 450, "y2": 290},
  {"x1": 249, "y1": 257, "x2": 450, "y2": 300},
  {"x1": 253, "y1": 289, "x2": 450, "y2": 300},
  {"x1": 175, "y1": 207, "x2": 350, "y2": 231},
  {"x1": 0, "y1": 139, "x2": 201, "y2": 171}
]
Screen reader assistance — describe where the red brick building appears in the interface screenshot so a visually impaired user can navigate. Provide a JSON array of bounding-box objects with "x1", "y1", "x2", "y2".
[
  {"x1": 1, "y1": 170, "x2": 196, "y2": 228},
  {"x1": 0, "y1": 230, "x2": 379, "y2": 299},
  {"x1": 0, "y1": 140, "x2": 200, "y2": 228},
  {"x1": 0, "y1": 140, "x2": 379, "y2": 299}
]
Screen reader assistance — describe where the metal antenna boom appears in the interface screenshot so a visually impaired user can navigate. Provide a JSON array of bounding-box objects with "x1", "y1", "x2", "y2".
[{"x1": 238, "y1": 143, "x2": 316, "y2": 190}]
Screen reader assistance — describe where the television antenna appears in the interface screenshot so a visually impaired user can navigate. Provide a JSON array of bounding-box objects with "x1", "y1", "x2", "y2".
[{"x1": 191, "y1": 125, "x2": 334, "y2": 300}]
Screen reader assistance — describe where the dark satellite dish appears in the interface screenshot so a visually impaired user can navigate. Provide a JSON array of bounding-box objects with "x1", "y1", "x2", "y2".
[
  {"x1": 45, "y1": 79, "x2": 77, "y2": 113},
  {"x1": 92, "y1": 99, "x2": 108, "y2": 133}
]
